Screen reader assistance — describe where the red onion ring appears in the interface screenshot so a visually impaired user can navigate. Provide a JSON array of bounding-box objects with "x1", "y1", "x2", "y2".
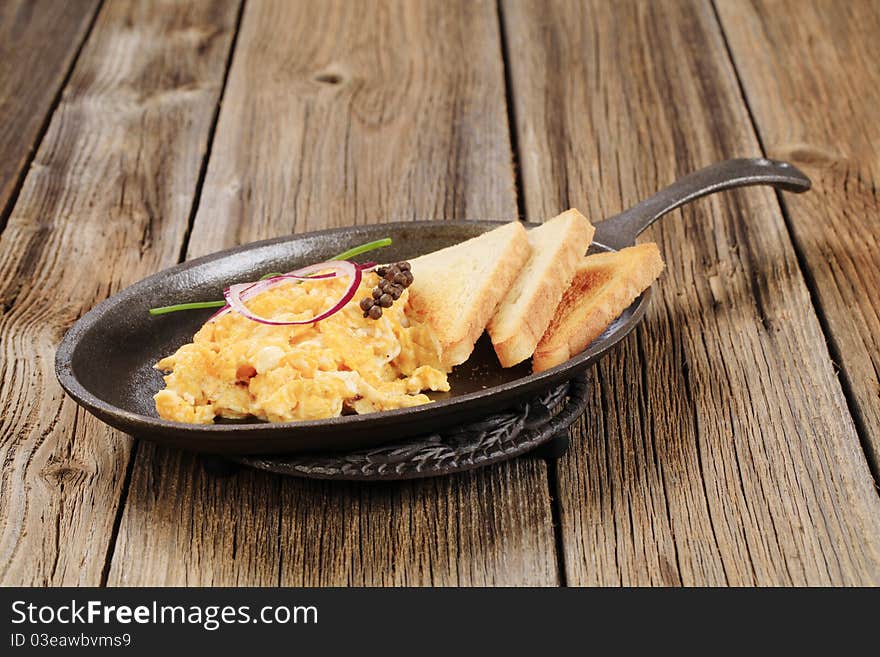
[{"x1": 214, "y1": 260, "x2": 364, "y2": 325}]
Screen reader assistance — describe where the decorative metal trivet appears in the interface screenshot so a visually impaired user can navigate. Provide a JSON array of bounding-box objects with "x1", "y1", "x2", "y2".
[{"x1": 219, "y1": 375, "x2": 589, "y2": 481}]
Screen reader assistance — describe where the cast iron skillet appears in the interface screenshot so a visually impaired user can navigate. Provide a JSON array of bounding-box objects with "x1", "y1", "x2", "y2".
[{"x1": 55, "y1": 159, "x2": 809, "y2": 454}]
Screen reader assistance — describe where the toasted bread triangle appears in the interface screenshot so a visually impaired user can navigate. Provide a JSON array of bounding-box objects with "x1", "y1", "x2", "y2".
[
  {"x1": 532, "y1": 243, "x2": 664, "y2": 372},
  {"x1": 407, "y1": 222, "x2": 531, "y2": 368},
  {"x1": 488, "y1": 209, "x2": 595, "y2": 367}
]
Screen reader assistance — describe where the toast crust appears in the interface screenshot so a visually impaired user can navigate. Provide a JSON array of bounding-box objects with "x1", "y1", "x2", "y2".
[
  {"x1": 532, "y1": 243, "x2": 664, "y2": 372},
  {"x1": 488, "y1": 209, "x2": 595, "y2": 367},
  {"x1": 407, "y1": 222, "x2": 531, "y2": 368}
]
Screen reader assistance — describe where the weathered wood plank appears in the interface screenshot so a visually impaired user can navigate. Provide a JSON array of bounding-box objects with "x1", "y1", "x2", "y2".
[
  {"x1": 108, "y1": 0, "x2": 558, "y2": 586},
  {"x1": 715, "y1": 0, "x2": 880, "y2": 474},
  {"x1": 0, "y1": 0, "x2": 241, "y2": 585},
  {"x1": 0, "y1": 0, "x2": 101, "y2": 225},
  {"x1": 503, "y1": 0, "x2": 880, "y2": 585}
]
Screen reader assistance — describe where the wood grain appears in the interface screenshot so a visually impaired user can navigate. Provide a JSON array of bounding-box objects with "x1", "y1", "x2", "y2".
[
  {"x1": 190, "y1": 0, "x2": 519, "y2": 252},
  {"x1": 502, "y1": 0, "x2": 880, "y2": 585},
  {"x1": 0, "y1": 0, "x2": 240, "y2": 585},
  {"x1": 0, "y1": 0, "x2": 101, "y2": 225},
  {"x1": 107, "y1": 0, "x2": 558, "y2": 586},
  {"x1": 715, "y1": 0, "x2": 880, "y2": 473}
]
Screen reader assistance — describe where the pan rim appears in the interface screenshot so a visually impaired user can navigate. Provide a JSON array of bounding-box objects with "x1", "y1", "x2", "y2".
[{"x1": 55, "y1": 220, "x2": 650, "y2": 441}]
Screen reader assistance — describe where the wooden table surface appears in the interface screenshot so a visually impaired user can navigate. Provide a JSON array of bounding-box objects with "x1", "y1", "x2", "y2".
[{"x1": 1, "y1": 0, "x2": 878, "y2": 586}]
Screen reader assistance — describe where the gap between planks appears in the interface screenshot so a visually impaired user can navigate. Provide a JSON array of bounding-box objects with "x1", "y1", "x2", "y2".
[
  {"x1": 175, "y1": 0, "x2": 249, "y2": 264},
  {"x1": 497, "y1": 0, "x2": 528, "y2": 223},
  {"x1": 0, "y1": 0, "x2": 105, "y2": 237},
  {"x1": 708, "y1": 0, "x2": 880, "y2": 489},
  {"x1": 497, "y1": 0, "x2": 566, "y2": 586},
  {"x1": 96, "y1": 0, "x2": 249, "y2": 587}
]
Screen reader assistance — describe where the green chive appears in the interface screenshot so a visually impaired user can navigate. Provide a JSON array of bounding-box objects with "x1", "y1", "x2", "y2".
[
  {"x1": 148, "y1": 300, "x2": 226, "y2": 316},
  {"x1": 330, "y1": 237, "x2": 392, "y2": 261},
  {"x1": 149, "y1": 237, "x2": 393, "y2": 316}
]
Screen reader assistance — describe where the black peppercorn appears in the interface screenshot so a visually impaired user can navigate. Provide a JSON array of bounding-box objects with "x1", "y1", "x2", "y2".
[{"x1": 360, "y1": 262, "x2": 414, "y2": 319}]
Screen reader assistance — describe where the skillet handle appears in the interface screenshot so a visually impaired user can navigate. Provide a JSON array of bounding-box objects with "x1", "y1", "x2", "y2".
[{"x1": 592, "y1": 158, "x2": 811, "y2": 250}]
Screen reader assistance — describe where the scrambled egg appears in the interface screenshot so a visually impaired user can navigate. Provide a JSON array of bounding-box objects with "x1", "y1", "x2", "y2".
[{"x1": 154, "y1": 273, "x2": 449, "y2": 424}]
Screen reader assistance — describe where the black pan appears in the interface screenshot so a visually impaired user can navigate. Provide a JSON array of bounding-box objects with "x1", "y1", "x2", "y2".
[{"x1": 55, "y1": 159, "x2": 809, "y2": 455}]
